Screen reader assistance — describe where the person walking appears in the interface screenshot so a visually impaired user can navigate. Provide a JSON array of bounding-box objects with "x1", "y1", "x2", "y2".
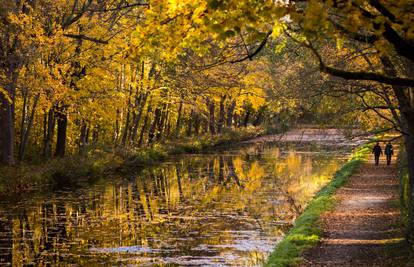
[
  {"x1": 372, "y1": 142, "x2": 383, "y2": 166},
  {"x1": 385, "y1": 142, "x2": 394, "y2": 165}
]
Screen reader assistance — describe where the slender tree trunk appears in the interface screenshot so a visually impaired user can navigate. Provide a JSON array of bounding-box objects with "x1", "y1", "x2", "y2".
[
  {"x1": 92, "y1": 125, "x2": 99, "y2": 145},
  {"x1": 43, "y1": 111, "x2": 47, "y2": 150},
  {"x1": 130, "y1": 92, "x2": 148, "y2": 145},
  {"x1": 55, "y1": 109, "x2": 67, "y2": 157},
  {"x1": 138, "y1": 106, "x2": 152, "y2": 147},
  {"x1": 218, "y1": 95, "x2": 226, "y2": 133},
  {"x1": 203, "y1": 117, "x2": 209, "y2": 133},
  {"x1": 187, "y1": 109, "x2": 194, "y2": 137},
  {"x1": 0, "y1": 71, "x2": 18, "y2": 165},
  {"x1": 243, "y1": 111, "x2": 250, "y2": 127},
  {"x1": 121, "y1": 83, "x2": 133, "y2": 147},
  {"x1": 156, "y1": 103, "x2": 168, "y2": 141},
  {"x1": 194, "y1": 114, "x2": 200, "y2": 135},
  {"x1": 207, "y1": 97, "x2": 216, "y2": 135},
  {"x1": 149, "y1": 107, "x2": 162, "y2": 143},
  {"x1": 114, "y1": 108, "x2": 120, "y2": 142},
  {"x1": 43, "y1": 108, "x2": 55, "y2": 158},
  {"x1": 19, "y1": 88, "x2": 28, "y2": 153},
  {"x1": 175, "y1": 100, "x2": 183, "y2": 137},
  {"x1": 18, "y1": 93, "x2": 39, "y2": 161},
  {"x1": 226, "y1": 100, "x2": 236, "y2": 127},
  {"x1": 79, "y1": 120, "x2": 88, "y2": 155}
]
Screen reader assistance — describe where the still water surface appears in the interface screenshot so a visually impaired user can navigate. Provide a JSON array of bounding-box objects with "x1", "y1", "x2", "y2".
[{"x1": 0, "y1": 143, "x2": 349, "y2": 266}]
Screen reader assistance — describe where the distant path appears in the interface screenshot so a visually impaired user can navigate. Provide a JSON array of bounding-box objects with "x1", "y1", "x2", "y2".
[
  {"x1": 244, "y1": 128, "x2": 367, "y2": 146},
  {"x1": 301, "y1": 151, "x2": 413, "y2": 266}
]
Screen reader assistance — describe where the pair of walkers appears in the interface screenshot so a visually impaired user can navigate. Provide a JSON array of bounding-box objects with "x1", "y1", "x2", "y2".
[{"x1": 372, "y1": 142, "x2": 393, "y2": 166}]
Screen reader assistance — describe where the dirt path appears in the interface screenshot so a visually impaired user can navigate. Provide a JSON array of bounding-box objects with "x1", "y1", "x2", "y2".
[{"x1": 301, "y1": 153, "x2": 413, "y2": 266}]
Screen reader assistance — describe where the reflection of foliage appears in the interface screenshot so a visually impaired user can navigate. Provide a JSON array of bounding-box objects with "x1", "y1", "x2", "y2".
[{"x1": 2, "y1": 144, "x2": 346, "y2": 266}]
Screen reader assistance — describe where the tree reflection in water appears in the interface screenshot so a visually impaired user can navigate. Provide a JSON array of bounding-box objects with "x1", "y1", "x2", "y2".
[{"x1": 0, "y1": 143, "x2": 347, "y2": 266}]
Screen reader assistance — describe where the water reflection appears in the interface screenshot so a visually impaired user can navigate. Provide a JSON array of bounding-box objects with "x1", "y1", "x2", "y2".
[{"x1": 0, "y1": 144, "x2": 347, "y2": 266}]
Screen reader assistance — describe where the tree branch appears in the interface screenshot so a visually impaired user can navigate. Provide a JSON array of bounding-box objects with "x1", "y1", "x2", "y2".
[
  {"x1": 230, "y1": 31, "x2": 272, "y2": 63},
  {"x1": 63, "y1": 33, "x2": 109, "y2": 44},
  {"x1": 306, "y1": 42, "x2": 414, "y2": 87}
]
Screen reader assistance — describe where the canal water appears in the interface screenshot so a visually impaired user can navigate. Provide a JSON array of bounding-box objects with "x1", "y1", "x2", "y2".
[{"x1": 0, "y1": 143, "x2": 350, "y2": 266}]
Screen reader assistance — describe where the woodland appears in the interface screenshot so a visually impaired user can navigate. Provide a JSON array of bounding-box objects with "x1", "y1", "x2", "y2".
[{"x1": 1, "y1": 0, "x2": 414, "y2": 259}]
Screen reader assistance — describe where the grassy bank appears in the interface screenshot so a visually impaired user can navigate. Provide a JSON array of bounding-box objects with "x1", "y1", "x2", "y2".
[
  {"x1": 265, "y1": 143, "x2": 371, "y2": 267},
  {"x1": 0, "y1": 126, "x2": 263, "y2": 198}
]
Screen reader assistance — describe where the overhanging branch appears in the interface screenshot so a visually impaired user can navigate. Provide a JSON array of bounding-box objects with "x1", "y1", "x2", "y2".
[{"x1": 305, "y1": 42, "x2": 414, "y2": 87}]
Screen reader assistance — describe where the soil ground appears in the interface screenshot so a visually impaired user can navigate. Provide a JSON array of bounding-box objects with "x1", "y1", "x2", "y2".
[{"x1": 301, "y1": 153, "x2": 413, "y2": 266}]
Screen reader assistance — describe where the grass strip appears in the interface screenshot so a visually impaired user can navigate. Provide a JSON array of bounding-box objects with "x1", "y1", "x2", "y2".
[{"x1": 265, "y1": 144, "x2": 371, "y2": 267}]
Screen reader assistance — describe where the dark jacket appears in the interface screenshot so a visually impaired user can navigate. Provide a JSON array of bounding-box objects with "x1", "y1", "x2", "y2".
[
  {"x1": 372, "y1": 145, "x2": 383, "y2": 156},
  {"x1": 385, "y1": 144, "x2": 393, "y2": 155}
]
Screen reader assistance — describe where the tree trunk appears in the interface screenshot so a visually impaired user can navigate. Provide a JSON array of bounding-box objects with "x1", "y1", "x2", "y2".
[
  {"x1": 114, "y1": 108, "x2": 120, "y2": 142},
  {"x1": 187, "y1": 109, "x2": 194, "y2": 137},
  {"x1": 18, "y1": 93, "x2": 39, "y2": 161},
  {"x1": 121, "y1": 84, "x2": 133, "y2": 147},
  {"x1": 243, "y1": 111, "x2": 250, "y2": 127},
  {"x1": 254, "y1": 106, "x2": 265, "y2": 126},
  {"x1": 175, "y1": 100, "x2": 183, "y2": 137},
  {"x1": 79, "y1": 120, "x2": 88, "y2": 155},
  {"x1": 19, "y1": 88, "x2": 28, "y2": 155},
  {"x1": 156, "y1": 103, "x2": 168, "y2": 141},
  {"x1": 148, "y1": 107, "x2": 161, "y2": 144},
  {"x1": 226, "y1": 100, "x2": 236, "y2": 127},
  {"x1": 194, "y1": 114, "x2": 200, "y2": 135},
  {"x1": 400, "y1": 112, "x2": 414, "y2": 243},
  {"x1": 382, "y1": 56, "x2": 414, "y2": 242},
  {"x1": 130, "y1": 92, "x2": 148, "y2": 145},
  {"x1": 218, "y1": 95, "x2": 226, "y2": 133},
  {"x1": 138, "y1": 106, "x2": 152, "y2": 147},
  {"x1": 55, "y1": 110, "x2": 67, "y2": 157},
  {"x1": 0, "y1": 72, "x2": 18, "y2": 165},
  {"x1": 43, "y1": 108, "x2": 55, "y2": 158},
  {"x1": 207, "y1": 97, "x2": 216, "y2": 135},
  {"x1": 92, "y1": 125, "x2": 99, "y2": 145}
]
